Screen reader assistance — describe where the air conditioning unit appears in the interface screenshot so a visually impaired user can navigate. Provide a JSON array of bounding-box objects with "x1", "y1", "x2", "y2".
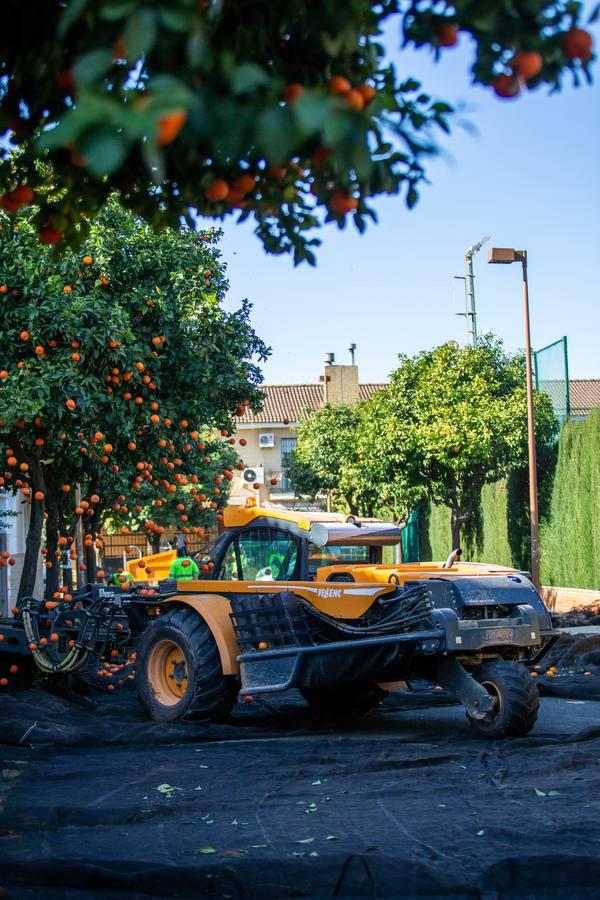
[
  {"x1": 243, "y1": 466, "x2": 264, "y2": 486},
  {"x1": 258, "y1": 432, "x2": 275, "y2": 448}
]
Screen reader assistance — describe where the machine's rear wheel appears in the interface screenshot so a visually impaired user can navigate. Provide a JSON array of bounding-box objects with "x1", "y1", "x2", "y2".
[
  {"x1": 467, "y1": 660, "x2": 539, "y2": 738},
  {"x1": 300, "y1": 683, "x2": 387, "y2": 719},
  {"x1": 136, "y1": 607, "x2": 236, "y2": 723}
]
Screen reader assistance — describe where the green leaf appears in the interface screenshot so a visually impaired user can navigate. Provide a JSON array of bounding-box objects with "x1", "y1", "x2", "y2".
[
  {"x1": 99, "y1": 0, "x2": 136, "y2": 21},
  {"x1": 548, "y1": 790, "x2": 561, "y2": 797},
  {"x1": 293, "y1": 94, "x2": 332, "y2": 136},
  {"x1": 534, "y1": 788, "x2": 546, "y2": 797},
  {"x1": 256, "y1": 108, "x2": 294, "y2": 162},
  {"x1": 78, "y1": 128, "x2": 128, "y2": 177},
  {"x1": 406, "y1": 184, "x2": 418, "y2": 209},
  {"x1": 58, "y1": 0, "x2": 90, "y2": 38},
  {"x1": 231, "y1": 64, "x2": 270, "y2": 95},
  {"x1": 72, "y1": 50, "x2": 115, "y2": 87},
  {"x1": 195, "y1": 846, "x2": 216, "y2": 855},
  {"x1": 123, "y1": 8, "x2": 157, "y2": 59},
  {"x1": 159, "y1": 5, "x2": 196, "y2": 31},
  {"x1": 296, "y1": 837, "x2": 315, "y2": 844}
]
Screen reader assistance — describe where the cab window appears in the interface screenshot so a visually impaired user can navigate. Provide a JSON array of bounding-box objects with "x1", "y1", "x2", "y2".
[
  {"x1": 307, "y1": 542, "x2": 370, "y2": 579},
  {"x1": 236, "y1": 527, "x2": 300, "y2": 581}
]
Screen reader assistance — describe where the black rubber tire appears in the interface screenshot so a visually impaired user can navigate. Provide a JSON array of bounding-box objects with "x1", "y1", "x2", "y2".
[
  {"x1": 467, "y1": 660, "x2": 540, "y2": 738},
  {"x1": 136, "y1": 606, "x2": 236, "y2": 723},
  {"x1": 300, "y1": 683, "x2": 387, "y2": 719}
]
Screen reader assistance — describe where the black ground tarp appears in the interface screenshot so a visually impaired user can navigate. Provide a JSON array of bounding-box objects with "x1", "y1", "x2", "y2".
[{"x1": 1, "y1": 628, "x2": 600, "y2": 898}]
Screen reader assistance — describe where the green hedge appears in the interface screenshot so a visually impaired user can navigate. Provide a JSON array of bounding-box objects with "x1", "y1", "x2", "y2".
[
  {"x1": 416, "y1": 411, "x2": 599, "y2": 588},
  {"x1": 540, "y1": 411, "x2": 600, "y2": 589}
]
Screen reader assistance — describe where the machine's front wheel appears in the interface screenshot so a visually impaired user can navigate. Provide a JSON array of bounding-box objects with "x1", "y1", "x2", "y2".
[
  {"x1": 136, "y1": 607, "x2": 236, "y2": 723},
  {"x1": 300, "y1": 683, "x2": 387, "y2": 719},
  {"x1": 467, "y1": 660, "x2": 539, "y2": 738}
]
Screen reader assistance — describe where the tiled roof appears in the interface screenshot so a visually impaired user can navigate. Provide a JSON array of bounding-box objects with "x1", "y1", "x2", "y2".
[
  {"x1": 568, "y1": 379, "x2": 600, "y2": 415},
  {"x1": 235, "y1": 378, "x2": 600, "y2": 425},
  {"x1": 235, "y1": 383, "x2": 386, "y2": 424}
]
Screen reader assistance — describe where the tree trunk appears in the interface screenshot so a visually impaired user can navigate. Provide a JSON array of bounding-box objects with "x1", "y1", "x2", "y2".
[
  {"x1": 450, "y1": 511, "x2": 462, "y2": 552},
  {"x1": 149, "y1": 534, "x2": 161, "y2": 554},
  {"x1": 84, "y1": 523, "x2": 97, "y2": 584},
  {"x1": 44, "y1": 495, "x2": 60, "y2": 600},
  {"x1": 18, "y1": 463, "x2": 45, "y2": 600}
]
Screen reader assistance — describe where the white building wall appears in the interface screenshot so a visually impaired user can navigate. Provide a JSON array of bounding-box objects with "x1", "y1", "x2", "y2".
[{"x1": 0, "y1": 491, "x2": 44, "y2": 615}]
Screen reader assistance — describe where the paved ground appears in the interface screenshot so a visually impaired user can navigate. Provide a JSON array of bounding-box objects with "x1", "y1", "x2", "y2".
[{"x1": 1, "y1": 688, "x2": 600, "y2": 899}]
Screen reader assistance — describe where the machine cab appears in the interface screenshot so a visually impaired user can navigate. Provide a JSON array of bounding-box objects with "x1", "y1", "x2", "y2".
[{"x1": 193, "y1": 507, "x2": 402, "y2": 582}]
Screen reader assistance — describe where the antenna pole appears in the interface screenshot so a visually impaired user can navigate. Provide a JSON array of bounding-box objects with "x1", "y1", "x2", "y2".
[{"x1": 465, "y1": 252, "x2": 478, "y2": 347}]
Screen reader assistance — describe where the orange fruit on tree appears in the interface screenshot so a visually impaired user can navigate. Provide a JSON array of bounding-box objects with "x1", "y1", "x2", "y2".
[
  {"x1": 40, "y1": 224, "x2": 62, "y2": 245},
  {"x1": 11, "y1": 184, "x2": 35, "y2": 204},
  {"x1": 283, "y1": 83, "x2": 304, "y2": 104},
  {"x1": 266, "y1": 163, "x2": 286, "y2": 179},
  {"x1": 329, "y1": 189, "x2": 358, "y2": 215},
  {"x1": 0, "y1": 285, "x2": 7, "y2": 293},
  {"x1": 204, "y1": 179, "x2": 230, "y2": 202},
  {"x1": 34, "y1": 491, "x2": 44, "y2": 501},
  {"x1": 83, "y1": 255, "x2": 93, "y2": 264},
  {"x1": 357, "y1": 84, "x2": 377, "y2": 104},
  {"x1": 345, "y1": 89, "x2": 365, "y2": 110},
  {"x1": 434, "y1": 22, "x2": 459, "y2": 47},
  {"x1": 492, "y1": 73, "x2": 522, "y2": 98},
  {"x1": 19, "y1": 330, "x2": 30, "y2": 341},
  {"x1": 232, "y1": 173, "x2": 256, "y2": 195},
  {"x1": 71, "y1": 352, "x2": 81, "y2": 362},
  {"x1": 34, "y1": 345, "x2": 45, "y2": 356},
  {"x1": 562, "y1": 28, "x2": 593, "y2": 60},
  {"x1": 328, "y1": 76, "x2": 351, "y2": 95},
  {"x1": 512, "y1": 50, "x2": 543, "y2": 80},
  {"x1": 66, "y1": 398, "x2": 76, "y2": 410},
  {"x1": 63, "y1": 285, "x2": 72, "y2": 293},
  {"x1": 157, "y1": 109, "x2": 188, "y2": 146}
]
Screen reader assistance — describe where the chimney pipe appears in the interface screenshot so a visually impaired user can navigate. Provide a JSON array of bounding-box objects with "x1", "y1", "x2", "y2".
[
  {"x1": 348, "y1": 343, "x2": 356, "y2": 365},
  {"x1": 324, "y1": 352, "x2": 335, "y2": 366}
]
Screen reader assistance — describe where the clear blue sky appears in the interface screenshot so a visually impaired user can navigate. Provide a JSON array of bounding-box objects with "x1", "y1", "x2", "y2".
[{"x1": 216, "y1": 22, "x2": 600, "y2": 386}]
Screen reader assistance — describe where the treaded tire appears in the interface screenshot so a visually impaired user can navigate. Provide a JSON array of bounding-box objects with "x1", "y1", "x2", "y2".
[
  {"x1": 300, "y1": 683, "x2": 387, "y2": 719},
  {"x1": 136, "y1": 607, "x2": 236, "y2": 723},
  {"x1": 467, "y1": 660, "x2": 539, "y2": 738}
]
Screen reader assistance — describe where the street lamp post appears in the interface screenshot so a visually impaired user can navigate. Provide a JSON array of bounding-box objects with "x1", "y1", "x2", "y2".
[{"x1": 488, "y1": 248, "x2": 540, "y2": 589}]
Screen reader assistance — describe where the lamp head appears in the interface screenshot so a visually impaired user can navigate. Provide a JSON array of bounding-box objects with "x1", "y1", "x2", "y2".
[{"x1": 488, "y1": 248, "x2": 527, "y2": 264}]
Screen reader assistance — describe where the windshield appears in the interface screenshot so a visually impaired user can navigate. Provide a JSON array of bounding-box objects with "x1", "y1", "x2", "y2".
[{"x1": 307, "y1": 542, "x2": 370, "y2": 578}]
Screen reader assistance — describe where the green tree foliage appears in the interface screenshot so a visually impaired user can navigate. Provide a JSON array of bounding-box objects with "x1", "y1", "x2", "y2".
[
  {"x1": 366, "y1": 338, "x2": 557, "y2": 547},
  {"x1": 0, "y1": 1, "x2": 595, "y2": 263},
  {"x1": 293, "y1": 402, "x2": 418, "y2": 518},
  {"x1": 540, "y1": 410, "x2": 600, "y2": 589},
  {"x1": 0, "y1": 197, "x2": 268, "y2": 597},
  {"x1": 292, "y1": 404, "x2": 376, "y2": 515}
]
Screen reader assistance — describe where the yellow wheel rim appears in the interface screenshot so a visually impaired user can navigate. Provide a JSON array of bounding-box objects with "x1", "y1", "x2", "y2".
[{"x1": 147, "y1": 639, "x2": 188, "y2": 707}]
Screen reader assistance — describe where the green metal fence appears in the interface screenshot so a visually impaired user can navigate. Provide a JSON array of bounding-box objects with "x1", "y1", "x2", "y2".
[{"x1": 533, "y1": 336, "x2": 570, "y2": 424}]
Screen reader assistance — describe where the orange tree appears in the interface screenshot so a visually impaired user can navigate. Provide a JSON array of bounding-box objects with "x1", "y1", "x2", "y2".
[
  {"x1": 0, "y1": 1, "x2": 595, "y2": 263},
  {"x1": 104, "y1": 439, "x2": 239, "y2": 556},
  {"x1": 0, "y1": 196, "x2": 268, "y2": 598}
]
